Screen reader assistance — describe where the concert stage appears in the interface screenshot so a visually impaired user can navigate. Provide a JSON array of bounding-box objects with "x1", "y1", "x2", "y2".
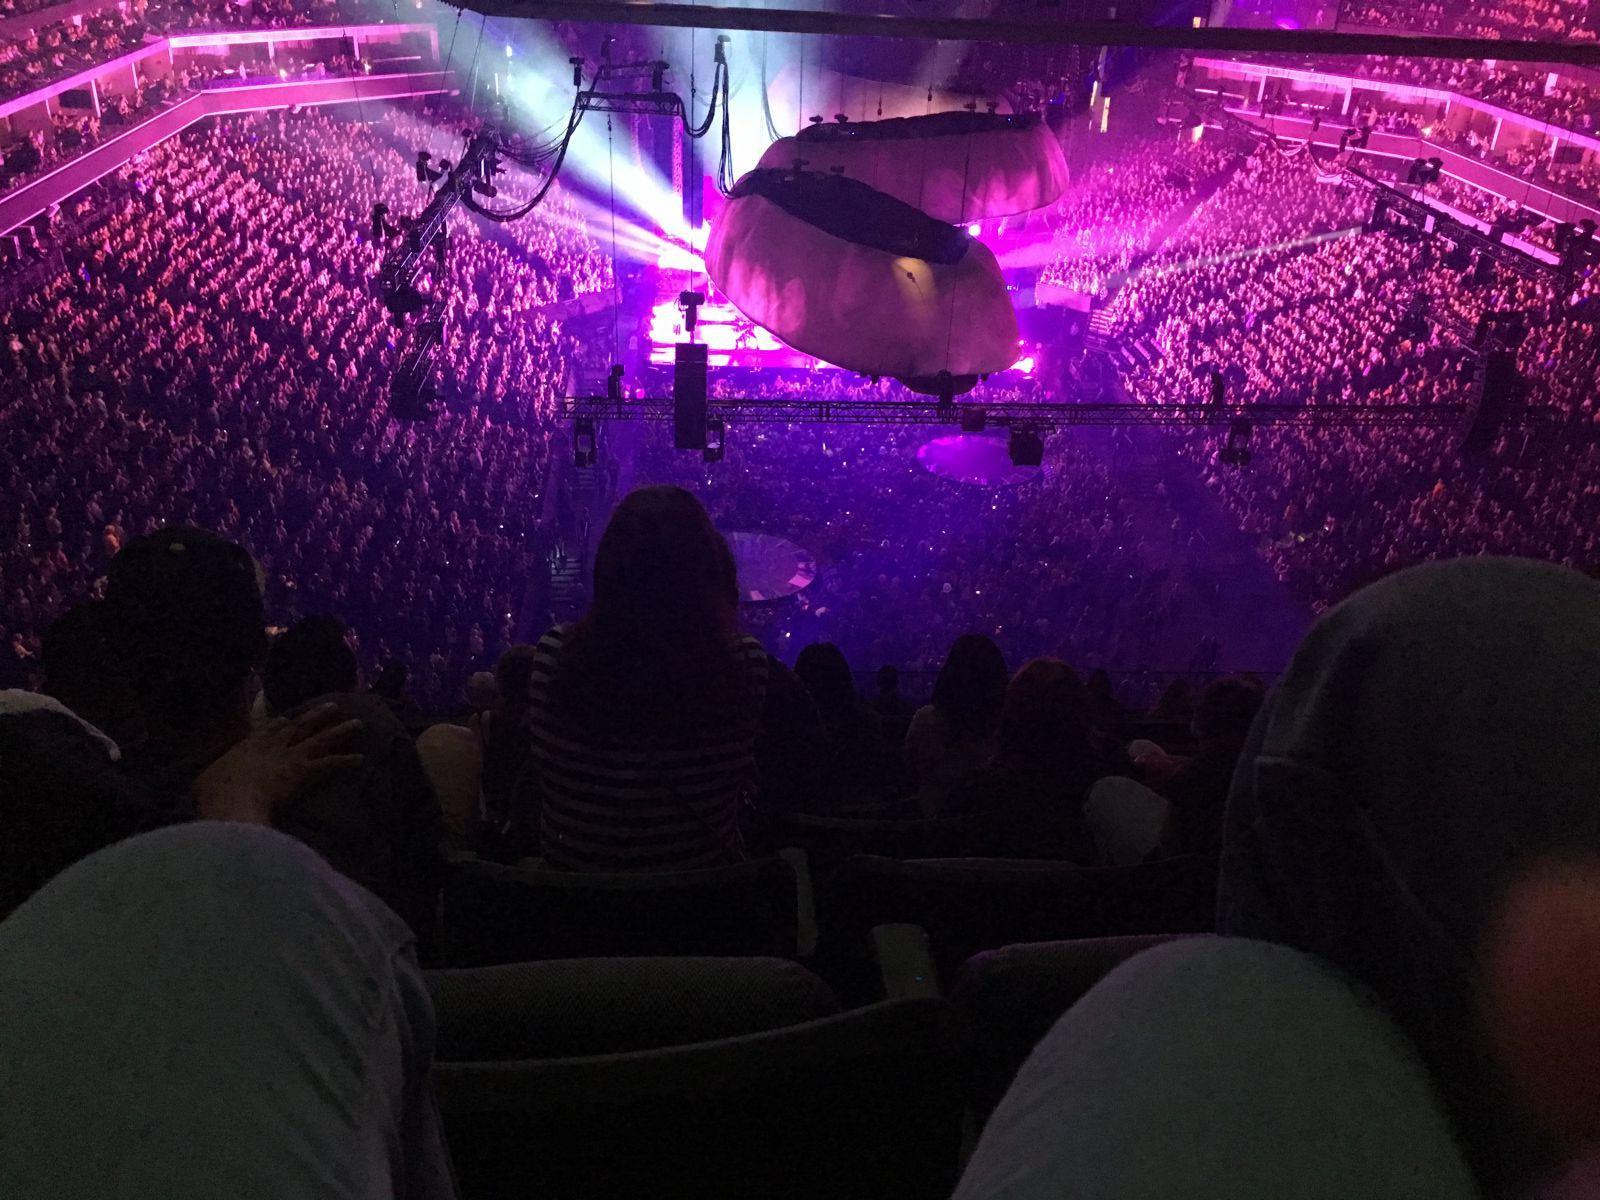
[
  {"x1": 724, "y1": 532, "x2": 817, "y2": 601},
  {"x1": 916, "y1": 434, "x2": 1042, "y2": 486}
]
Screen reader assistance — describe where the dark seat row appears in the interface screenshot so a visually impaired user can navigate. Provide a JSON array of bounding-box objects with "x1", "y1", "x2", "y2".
[
  {"x1": 432, "y1": 842, "x2": 1215, "y2": 1001},
  {"x1": 428, "y1": 936, "x2": 1185, "y2": 1200}
]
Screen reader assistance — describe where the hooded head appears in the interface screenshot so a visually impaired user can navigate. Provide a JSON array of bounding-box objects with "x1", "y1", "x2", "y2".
[{"x1": 1220, "y1": 558, "x2": 1600, "y2": 1193}]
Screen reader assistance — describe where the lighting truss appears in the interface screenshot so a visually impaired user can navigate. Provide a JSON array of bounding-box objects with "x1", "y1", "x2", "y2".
[
  {"x1": 374, "y1": 39, "x2": 733, "y2": 417},
  {"x1": 560, "y1": 395, "x2": 1486, "y2": 429}
]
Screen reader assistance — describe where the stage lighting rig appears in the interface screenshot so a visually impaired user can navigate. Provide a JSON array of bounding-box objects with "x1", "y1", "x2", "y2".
[
  {"x1": 415, "y1": 150, "x2": 445, "y2": 185},
  {"x1": 370, "y1": 203, "x2": 402, "y2": 242},
  {"x1": 704, "y1": 416, "x2": 726, "y2": 463},
  {"x1": 678, "y1": 290, "x2": 705, "y2": 333},
  {"x1": 1219, "y1": 418, "x2": 1253, "y2": 467},
  {"x1": 1008, "y1": 426, "x2": 1044, "y2": 467},
  {"x1": 376, "y1": 34, "x2": 737, "y2": 420},
  {"x1": 574, "y1": 417, "x2": 598, "y2": 468},
  {"x1": 390, "y1": 296, "x2": 446, "y2": 420}
]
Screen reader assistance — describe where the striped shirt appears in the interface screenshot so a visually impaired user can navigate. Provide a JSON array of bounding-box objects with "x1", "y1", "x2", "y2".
[{"x1": 527, "y1": 625, "x2": 770, "y2": 872}]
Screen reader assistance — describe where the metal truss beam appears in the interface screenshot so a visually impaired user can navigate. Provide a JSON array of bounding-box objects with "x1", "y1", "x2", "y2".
[
  {"x1": 561, "y1": 395, "x2": 1476, "y2": 428},
  {"x1": 579, "y1": 91, "x2": 684, "y2": 116},
  {"x1": 450, "y1": 0, "x2": 1600, "y2": 67}
]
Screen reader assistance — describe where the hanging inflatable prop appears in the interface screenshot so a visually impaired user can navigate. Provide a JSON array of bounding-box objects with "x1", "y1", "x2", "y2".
[
  {"x1": 755, "y1": 112, "x2": 1069, "y2": 224},
  {"x1": 705, "y1": 168, "x2": 1019, "y2": 391}
]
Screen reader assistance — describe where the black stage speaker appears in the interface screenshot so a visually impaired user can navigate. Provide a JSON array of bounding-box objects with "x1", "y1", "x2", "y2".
[
  {"x1": 673, "y1": 343, "x2": 708, "y2": 450},
  {"x1": 1462, "y1": 350, "x2": 1519, "y2": 457}
]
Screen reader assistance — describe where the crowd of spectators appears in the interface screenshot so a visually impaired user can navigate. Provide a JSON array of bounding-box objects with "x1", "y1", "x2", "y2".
[
  {"x1": 1351, "y1": 55, "x2": 1600, "y2": 141},
  {"x1": 1226, "y1": 52, "x2": 1600, "y2": 210},
  {"x1": 1038, "y1": 127, "x2": 1236, "y2": 297},
  {"x1": 1341, "y1": 0, "x2": 1596, "y2": 42},
  {"x1": 0, "y1": 0, "x2": 82, "y2": 19},
  {"x1": 627, "y1": 369, "x2": 1220, "y2": 686},
  {"x1": 1104, "y1": 139, "x2": 1600, "y2": 607},
  {"x1": 0, "y1": 6, "x2": 145, "y2": 99},
  {"x1": 1, "y1": 62, "x2": 262, "y2": 193},
  {"x1": 6, "y1": 493, "x2": 1600, "y2": 1200},
  {"x1": 0, "y1": 0, "x2": 409, "y2": 166},
  {"x1": 4, "y1": 21, "x2": 1600, "y2": 1198},
  {"x1": 0, "y1": 103, "x2": 610, "y2": 703}
]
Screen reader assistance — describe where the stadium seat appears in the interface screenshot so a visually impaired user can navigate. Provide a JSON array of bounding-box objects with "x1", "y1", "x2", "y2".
[
  {"x1": 433, "y1": 855, "x2": 800, "y2": 967},
  {"x1": 828, "y1": 853, "x2": 1215, "y2": 985},
  {"x1": 433, "y1": 996, "x2": 963, "y2": 1200},
  {"x1": 428, "y1": 956, "x2": 840, "y2": 1061},
  {"x1": 952, "y1": 933, "x2": 1204, "y2": 1125},
  {"x1": 774, "y1": 810, "x2": 1000, "y2": 867}
]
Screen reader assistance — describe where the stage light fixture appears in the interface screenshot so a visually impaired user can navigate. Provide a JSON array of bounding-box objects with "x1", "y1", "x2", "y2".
[
  {"x1": 1406, "y1": 157, "x2": 1444, "y2": 186},
  {"x1": 678, "y1": 290, "x2": 705, "y2": 333},
  {"x1": 703, "y1": 417, "x2": 726, "y2": 463},
  {"x1": 960, "y1": 407, "x2": 987, "y2": 433},
  {"x1": 1008, "y1": 427, "x2": 1044, "y2": 467},
  {"x1": 415, "y1": 150, "x2": 444, "y2": 185},
  {"x1": 574, "y1": 417, "x2": 597, "y2": 468},
  {"x1": 1219, "y1": 418, "x2": 1253, "y2": 467}
]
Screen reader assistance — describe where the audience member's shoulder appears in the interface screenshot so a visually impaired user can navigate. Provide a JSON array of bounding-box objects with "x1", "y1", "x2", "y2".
[
  {"x1": 1092, "y1": 937, "x2": 1448, "y2": 1049},
  {"x1": 2, "y1": 822, "x2": 412, "y2": 960},
  {"x1": 0, "y1": 689, "x2": 121, "y2": 763},
  {"x1": 960, "y1": 937, "x2": 1478, "y2": 1199},
  {"x1": 417, "y1": 721, "x2": 477, "y2": 754},
  {"x1": 1077, "y1": 937, "x2": 1470, "y2": 1137}
]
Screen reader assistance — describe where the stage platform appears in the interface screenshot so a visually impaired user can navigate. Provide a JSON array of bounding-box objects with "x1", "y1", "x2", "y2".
[{"x1": 724, "y1": 532, "x2": 817, "y2": 601}]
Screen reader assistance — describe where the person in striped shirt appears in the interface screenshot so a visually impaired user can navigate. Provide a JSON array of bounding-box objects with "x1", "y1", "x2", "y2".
[{"x1": 519, "y1": 486, "x2": 782, "y2": 872}]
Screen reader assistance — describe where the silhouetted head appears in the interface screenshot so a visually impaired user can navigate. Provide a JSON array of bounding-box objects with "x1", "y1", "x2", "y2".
[
  {"x1": 589, "y1": 485, "x2": 738, "y2": 644},
  {"x1": 795, "y1": 642, "x2": 857, "y2": 721},
  {"x1": 103, "y1": 526, "x2": 266, "y2": 736},
  {"x1": 41, "y1": 601, "x2": 141, "y2": 747},
  {"x1": 1192, "y1": 677, "x2": 1263, "y2": 750},
  {"x1": 931, "y1": 634, "x2": 1008, "y2": 744},
  {"x1": 466, "y1": 671, "x2": 498, "y2": 711},
  {"x1": 493, "y1": 645, "x2": 538, "y2": 718},
  {"x1": 262, "y1": 615, "x2": 358, "y2": 715},
  {"x1": 372, "y1": 660, "x2": 408, "y2": 701},
  {"x1": 995, "y1": 657, "x2": 1094, "y2": 770},
  {"x1": 553, "y1": 487, "x2": 749, "y2": 737}
]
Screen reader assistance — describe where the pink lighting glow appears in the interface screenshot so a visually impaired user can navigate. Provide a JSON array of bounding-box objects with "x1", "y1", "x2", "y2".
[
  {"x1": 647, "y1": 295, "x2": 792, "y2": 366},
  {"x1": 655, "y1": 243, "x2": 705, "y2": 273}
]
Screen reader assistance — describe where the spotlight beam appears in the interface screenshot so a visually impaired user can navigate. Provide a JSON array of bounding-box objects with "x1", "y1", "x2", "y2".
[{"x1": 446, "y1": 1, "x2": 1600, "y2": 67}]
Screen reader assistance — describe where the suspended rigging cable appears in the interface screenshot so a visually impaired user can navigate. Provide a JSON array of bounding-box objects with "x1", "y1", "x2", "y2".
[{"x1": 607, "y1": 114, "x2": 621, "y2": 364}]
